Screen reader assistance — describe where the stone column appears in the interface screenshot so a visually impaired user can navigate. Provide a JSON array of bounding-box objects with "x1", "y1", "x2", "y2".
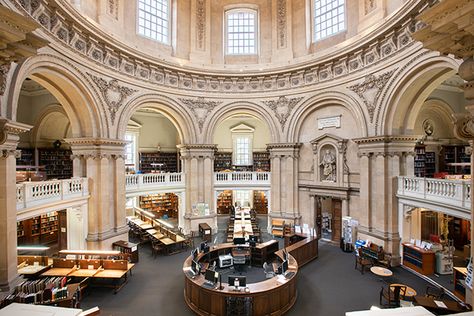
[
  {"x1": 66, "y1": 138, "x2": 128, "y2": 249},
  {"x1": 267, "y1": 143, "x2": 301, "y2": 225},
  {"x1": 179, "y1": 144, "x2": 217, "y2": 234},
  {"x1": 355, "y1": 136, "x2": 418, "y2": 265},
  {"x1": 0, "y1": 118, "x2": 31, "y2": 291}
]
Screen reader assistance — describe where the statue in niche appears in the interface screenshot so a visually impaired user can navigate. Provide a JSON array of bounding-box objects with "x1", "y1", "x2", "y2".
[
  {"x1": 320, "y1": 149, "x2": 336, "y2": 182},
  {"x1": 423, "y1": 119, "x2": 434, "y2": 136}
]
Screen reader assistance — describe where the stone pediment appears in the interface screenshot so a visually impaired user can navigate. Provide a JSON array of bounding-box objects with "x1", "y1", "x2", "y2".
[
  {"x1": 310, "y1": 133, "x2": 345, "y2": 147},
  {"x1": 230, "y1": 123, "x2": 255, "y2": 133},
  {"x1": 127, "y1": 119, "x2": 142, "y2": 130}
]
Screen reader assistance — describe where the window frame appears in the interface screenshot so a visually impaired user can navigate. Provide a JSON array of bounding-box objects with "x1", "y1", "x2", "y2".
[
  {"x1": 124, "y1": 130, "x2": 139, "y2": 171},
  {"x1": 312, "y1": 0, "x2": 346, "y2": 42},
  {"x1": 224, "y1": 8, "x2": 259, "y2": 56},
  {"x1": 136, "y1": 0, "x2": 171, "y2": 44}
]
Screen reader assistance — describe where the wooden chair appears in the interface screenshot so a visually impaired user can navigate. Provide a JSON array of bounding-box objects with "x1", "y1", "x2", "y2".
[
  {"x1": 151, "y1": 240, "x2": 164, "y2": 257},
  {"x1": 354, "y1": 248, "x2": 373, "y2": 274},
  {"x1": 380, "y1": 284, "x2": 406, "y2": 307}
]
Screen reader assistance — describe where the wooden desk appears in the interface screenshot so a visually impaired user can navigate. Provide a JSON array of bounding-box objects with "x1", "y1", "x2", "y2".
[
  {"x1": 199, "y1": 223, "x2": 212, "y2": 242},
  {"x1": 69, "y1": 268, "x2": 100, "y2": 278},
  {"x1": 183, "y1": 243, "x2": 298, "y2": 316},
  {"x1": 18, "y1": 264, "x2": 50, "y2": 276},
  {"x1": 371, "y1": 266, "x2": 393, "y2": 279},
  {"x1": 414, "y1": 296, "x2": 467, "y2": 314},
  {"x1": 139, "y1": 223, "x2": 153, "y2": 230},
  {"x1": 0, "y1": 303, "x2": 82, "y2": 316},
  {"x1": 279, "y1": 233, "x2": 318, "y2": 267},
  {"x1": 160, "y1": 237, "x2": 175, "y2": 245},
  {"x1": 152, "y1": 233, "x2": 165, "y2": 239},
  {"x1": 93, "y1": 263, "x2": 134, "y2": 293},
  {"x1": 453, "y1": 267, "x2": 467, "y2": 300},
  {"x1": 41, "y1": 267, "x2": 76, "y2": 277},
  {"x1": 147, "y1": 228, "x2": 158, "y2": 235},
  {"x1": 112, "y1": 240, "x2": 139, "y2": 263}
]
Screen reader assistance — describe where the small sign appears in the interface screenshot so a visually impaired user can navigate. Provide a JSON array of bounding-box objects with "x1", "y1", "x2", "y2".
[
  {"x1": 61, "y1": 227, "x2": 66, "y2": 233},
  {"x1": 466, "y1": 257, "x2": 473, "y2": 290},
  {"x1": 88, "y1": 265, "x2": 94, "y2": 270},
  {"x1": 318, "y1": 115, "x2": 341, "y2": 130}
]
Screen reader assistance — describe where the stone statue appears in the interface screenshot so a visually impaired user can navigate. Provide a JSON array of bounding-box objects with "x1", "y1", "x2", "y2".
[{"x1": 320, "y1": 149, "x2": 336, "y2": 182}]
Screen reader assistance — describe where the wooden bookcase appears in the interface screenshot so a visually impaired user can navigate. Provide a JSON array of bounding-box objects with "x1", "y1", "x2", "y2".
[
  {"x1": 253, "y1": 190, "x2": 268, "y2": 214},
  {"x1": 253, "y1": 151, "x2": 270, "y2": 171},
  {"x1": 214, "y1": 152, "x2": 232, "y2": 171},
  {"x1": 441, "y1": 145, "x2": 470, "y2": 175},
  {"x1": 38, "y1": 149, "x2": 73, "y2": 179},
  {"x1": 453, "y1": 267, "x2": 467, "y2": 300},
  {"x1": 217, "y1": 190, "x2": 233, "y2": 214},
  {"x1": 139, "y1": 151, "x2": 179, "y2": 173},
  {"x1": 402, "y1": 243, "x2": 435, "y2": 275},
  {"x1": 414, "y1": 146, "x2": 436, "y2": 178},
  {"x1": 17, "y1": 211, "x2": 59, "y2": 245},
  {"x1": 16, "y1": 148, "x2": 34, "y2": 166},
  {"x1": 139, "y1": 193, "x2": 178, "y2": 218},
  {"x1": 271, "y1": 219, "x2": 285, "y2": 237}
]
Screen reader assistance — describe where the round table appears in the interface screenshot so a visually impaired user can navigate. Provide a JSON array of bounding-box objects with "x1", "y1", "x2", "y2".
[
  {"x1": 391, "y1": 283, "x2": 417, "y2": 300},
  {"x1": 370, "y1": 266, "x2": 393, "y2": 279}
]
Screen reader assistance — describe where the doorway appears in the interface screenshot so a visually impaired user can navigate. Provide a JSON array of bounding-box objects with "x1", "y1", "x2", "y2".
[{"x1": 316, "y1": 196, "x2": 342, "y2": 243}]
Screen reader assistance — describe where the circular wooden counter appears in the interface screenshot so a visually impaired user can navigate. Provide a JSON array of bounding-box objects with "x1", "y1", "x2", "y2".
[{"x1": 183, "y1": 243, "x2": 298, "y2": 316}]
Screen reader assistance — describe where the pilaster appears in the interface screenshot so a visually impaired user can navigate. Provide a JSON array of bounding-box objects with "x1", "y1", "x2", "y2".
[
  {"x1": 66, "y1": 137, "x2": 128, "y2": 249},
  {"x1": 179, "y1": 144, "x2": 217, "y2": 234},
  {"x1": 0, "y1": 118, "x2": 31, "y2": 291},
  {"x1": 354, "y1": 136, "x2": 418, "y2": 263},
  {"x1": 267, "y1": 143, "x2": 301, "y2": 223}
]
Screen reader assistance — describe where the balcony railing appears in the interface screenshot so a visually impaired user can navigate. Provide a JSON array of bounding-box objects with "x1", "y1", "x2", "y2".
[
  {"x1": 397, "y1": 176, "x2": 471, "y2": 210},
  {"x1": 16, "y1": 177, "x2": 89, "y2": 211},
  {"x1": 125, "y1": 173, "x2": 184, "y2": 191},
  {"x1": 214, "y1": 172, "x2": 271, "y2": 185}
]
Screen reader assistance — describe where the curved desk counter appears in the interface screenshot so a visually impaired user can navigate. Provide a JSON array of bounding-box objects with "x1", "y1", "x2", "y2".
[{"x1": 183, "y1": 243, "x2": 298, "y2": 316}]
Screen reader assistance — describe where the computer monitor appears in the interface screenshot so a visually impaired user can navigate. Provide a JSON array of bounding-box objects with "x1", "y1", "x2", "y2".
[
  {"x1": 191, "y1": 248, "x2": 198, "y2": 259},
  {"x1": 200, "y1": 242, "x2": 209, "y2": 253},
  {"x1": 204, "y1": 269, "x2": 218, "y2": 284},
  {"x1": 249, "y1": 235, "x2": 258, "y2": 242},
  {"x1": 281, "y1": 259, "x2": 288, "y2": 274},
  {"x1": 228, "y1": 275, "x2": 246, "y2": 288},
  {"x1": 282, "y1": 249, "x2": 288, "y2": 261},
  {"x1": 233, "y1": 237, "x2": 246, "y2": 245},
  {"x1": 191, "y1": 260, "x2": 200, "y2": 275}
]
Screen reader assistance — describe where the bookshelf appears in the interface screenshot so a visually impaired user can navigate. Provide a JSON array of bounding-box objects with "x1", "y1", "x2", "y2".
[
  {"x1": 139, "y1": 193, "x2": 178, "y2": 218},
  {"x1": 217, "y1": 190, "x2": 233, "y2": 214},
  {"x1": 402, "y1": 243, "x2": 435, "y2": 275},
  {"x1": 253, "y1": 190, "x2": 268, "y2": 214},
  {"x1": 454, "y1": 267, "x2": 468, "y2": 300},
  {"x1": 414, "y1": 146, "x2": 436, "y2": 178},
  {"x1": 214, "y1": 152, "x2": 232, "y2": 171},
  {"x1": 139, "y1": 151, "x2": 179, "y2": 173},
  {"x1": 442, "y1": 145, "x2": 470, "y2": 175},
  {"x1": 253, "y1": 151, "x2": 270, "y2": 171},
  {"x1": 38, "y1": 149, "x2": 73, "y2": 180},
  {"x1": 271, "y1": 219, "x2": 285, "y2": 237},
  {"x1": 17, "y1": 211, "x2": 59, "y2": 245},
  {"x1": 16, "y1": 148, "x2": 34, "y2": 166}
]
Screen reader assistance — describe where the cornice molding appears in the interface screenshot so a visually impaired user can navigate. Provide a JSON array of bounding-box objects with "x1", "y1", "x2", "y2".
[
  {"x1": 353, "y1": 135, "x2": 420, "y2": 144},
  {"x1": 6, "y1": 0, "x2": 436, "y2": 94}
]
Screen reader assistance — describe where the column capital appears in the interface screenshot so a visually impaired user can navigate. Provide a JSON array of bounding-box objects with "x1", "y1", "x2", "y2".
[
  {"x1": 178, "y1": 144, "x2": 217, "y2": 159},
  {"x1": 354, "y1": 135, "x2": 419, "y2": 157},
  {"x1": 267, "y1": 142, "x2": 301, "y2": 158},
  {"x1": 65, "y1": 137, "x2": 127, "y2": 159},
  {"x1": 0, "y1": 118, "x2": 32, "y2": 150}
]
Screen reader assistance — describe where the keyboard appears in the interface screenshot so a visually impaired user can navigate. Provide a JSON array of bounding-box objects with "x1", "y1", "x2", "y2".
[
  {"x1": 202, "y1": 282, "x2": 216, "y2": 289},
  {"x1": 285, "y1": 272, "x2": 295, "y2": 279}
]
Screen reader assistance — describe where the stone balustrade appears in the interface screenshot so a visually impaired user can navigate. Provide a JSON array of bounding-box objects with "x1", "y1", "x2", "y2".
[
  {"x1": 397, "y1": 176, "x2": 471, "y2": 211},
  {"x1": 16, "y1": 177, "x2": 89, "y2": 211},
  {"x1": 214, "y1": 172, "x2": 271, "y2": 186}
]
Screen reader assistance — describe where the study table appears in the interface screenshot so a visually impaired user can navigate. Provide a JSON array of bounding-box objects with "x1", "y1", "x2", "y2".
[
  {"x1": 183, "y1": 242, "x2": 298, "y2": 316},
  {"x1": 414, "y1": 296, "x2": 468, "y2": 315}
]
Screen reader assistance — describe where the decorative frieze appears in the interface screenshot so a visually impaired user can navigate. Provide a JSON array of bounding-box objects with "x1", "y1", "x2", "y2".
[
  {"x1": 263, "y1": 96, "x2": 304, "y2": 130},
  {"x1": 277, "y1": 0, "x2": 287, "y2": 49},
  {"x1": 179, "y1": 97, "x2": 223, "y2": 132},
  {"x1": 8, "y1": 0, "x2": 436, "y2": 94},
  {"x1": 348, "y1": 70, "x2": 396, "y2": 122},
  {"x1": 88, "y1": 74, "x2": 137, "y2": 124}
]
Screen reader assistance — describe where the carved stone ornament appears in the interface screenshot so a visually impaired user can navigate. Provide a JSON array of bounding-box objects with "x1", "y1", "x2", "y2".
[
  {"x1": 453, "y1": 114, "x2": 474, "y2": 141},
  {"x1": 0, "y1": 64, "x2": 11, "y2": 95},
  {"x1": 196, "y1": 0, "x2": 205, "y2": 50},
  {"x1": 277, "y1": 0, "x2": 287, "y2": 49},
  {"x1": 348, "y1": 70, "x2": 395, "y2": 122},
  {"x1": 107, "y1": 0, "x2": 118, "y2": 20},
  {"x1": 89, "y1": 74, "x2": 137, "y2": 124},
  {"x1": 179, "y1": 97, "x2": 223, "y2": 132},
  {"x1": 0, "y1": 149, "x2": 21, "y2": 159},
  {"x1": 365, "y1": 0, "x2": 376, "y2": 15},
  {"x1": 263, "y1": 96, "x2": 304, "y2": 129}
]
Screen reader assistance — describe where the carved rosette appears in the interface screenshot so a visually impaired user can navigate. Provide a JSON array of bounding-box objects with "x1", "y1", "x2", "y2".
[
  {"x1": 196, "y1": 0, "x2": 206, "y2": 51},
  {"x1": 263, "y1": 96, "x2": 303, "y2": 130},
  {"x1": 348, "y1": 70, "x2": 395, "y2": 122},
  {"x1": 277, "y1": 0, "x2": 287, "y2": 49},
  {"x1": 179, "y1": 97, "x2": 223, "y2": 132},
  {"x1": 89, "y1": 74, "x2": 137, "y2": 124},
  {"x1": 453, "y1": 114, "x2": 474, "y2": 142}
]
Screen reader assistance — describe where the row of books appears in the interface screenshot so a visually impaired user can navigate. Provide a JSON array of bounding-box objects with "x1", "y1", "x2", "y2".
[
  {"x1": 14, "y1": 276, "x2": 67, "y2": 294},
  {"x1": 1, "y1": 286, "x2": 69, "y2": 307}
]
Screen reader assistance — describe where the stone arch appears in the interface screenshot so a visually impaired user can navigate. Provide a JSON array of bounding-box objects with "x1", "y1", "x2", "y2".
[
  {"x1": 117, "y1": 93, "x2": 196, "y2": 144},
  {"x1": 287, "y1": 91, "x2": 368, "y2": 143},
  {"x1": 378, "y1": 52, "x2": 460, "y2": 135},
  {"x1": 30, "y1": 104, "x2": 71, "y2": 146},
  {"x1": 204, "y1": 101, "x2": 281, "y2": 144},
  {"x1": 6, "y1": 54, "x2": 104, "y2": 138}
]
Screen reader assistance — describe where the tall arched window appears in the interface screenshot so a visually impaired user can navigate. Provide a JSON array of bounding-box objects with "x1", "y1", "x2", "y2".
[
  {"x1": 313, "y1": 0, "x2": 346, "y2": 41},
  {"x1": 225, "y1": 9, "x2": 257, "y2": 55},
  {"x1": 137, "y1": 0, "x2": 169, "y2": 44}
]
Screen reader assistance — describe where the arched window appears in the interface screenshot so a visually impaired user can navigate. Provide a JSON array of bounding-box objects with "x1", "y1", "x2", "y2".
[
  {"x1": 313, "y1": 0, "x2": 346, "y2": 41},
  {"x1": 225, "y1": 9, "x2": 258, "y2": 55},
  {"x1": 137, "y1": 0, "x2": 169, "y2": 44}
]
